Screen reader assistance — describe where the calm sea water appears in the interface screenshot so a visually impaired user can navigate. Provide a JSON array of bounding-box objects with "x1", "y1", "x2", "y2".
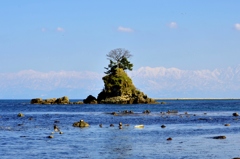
[{"x1": 1, "y1": 99, "x2": 240, "y2": 159}]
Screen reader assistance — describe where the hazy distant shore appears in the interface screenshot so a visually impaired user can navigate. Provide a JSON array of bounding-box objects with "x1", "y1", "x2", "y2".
[{"x1": 154, "y1": 98, "x2": 240, "y2": 100}]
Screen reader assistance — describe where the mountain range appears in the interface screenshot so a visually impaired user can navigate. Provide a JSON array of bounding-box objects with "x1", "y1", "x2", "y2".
[{"x1": 1, "y1": 65, "x2": 240, "y2": 99}]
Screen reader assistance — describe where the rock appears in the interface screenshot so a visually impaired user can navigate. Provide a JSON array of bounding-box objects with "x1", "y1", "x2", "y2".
[
  {"x1": 17, "y1": 113, "x2": 24, "y2": 117},
  {"x1": 83, "y1": 95, "x2": 98, "y2": 104},
  {"x1": 134, "y1": 125, "x2": 144, "y2": 128},
  {"x1": 110, "y1": 124, "x2": 114, "y2": 127},
  {"x1": 54, "y1": 125, "x2": 60, "y2": 132},
  {"x1": 30, "y1": 96, "x2": 69, "y2": 105},
  {"x1": 73, "y1": 120, "x2": 89, "y2": 128},
  {"x1": 30, "y1": 98, "x2": 43, "y2": 104},
  {"x1": 233, "y1": 112, "x2": 239, "y2": 117},
  {"x1": 111, "y1": 112, "x2": 118, "y2": 115},
  {"x1": 167, "y1": 110, "x2": 178, "y2": 114},
  {"x1": 212, "y1": 136, "x2": 226, "y2": 139},
  {"x1": 48, "y1": 135, "x2": 54, "y2": 138},
  {"x1": 167, "y1": 137, "x2": 172, "y2": 141},
  {"x1": 73, "y1": 101, "x2": 84, "y2": 104},
  {"x1": 97, "y1": 68, "x2": 157, "y2": 104},
  {"x1": 55, "y1": 96, "x2": 69, "y2": 104},
  {"x1": 161, "y1": 125, "x2": 166, "y2": 128},
  {"x1": 59, "y1": 132, "x2": 63, "y2": 134},
  {"x1": 42, "y1": 98, "x2": 57, "y2": 104},
  {"x1": 143, "y1": 110, "x2": 151, "y2": 114},
  {"x1": 224, "y1": 124, "x2": 230, "y2": 126},
  {"x1": 99, "y1": 124, "x2": 103, "y2": 128}
]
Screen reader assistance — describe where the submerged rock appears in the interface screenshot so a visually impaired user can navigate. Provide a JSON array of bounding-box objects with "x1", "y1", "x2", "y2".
[
  {"x1": 167, "y1": 110, "x2": 178, "y2": 114},
  {"x1": 212, "y1": 136, "x2": 226, "y2": 139}
]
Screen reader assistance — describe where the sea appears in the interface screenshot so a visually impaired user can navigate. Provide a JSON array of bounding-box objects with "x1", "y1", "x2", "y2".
[{"x1": 1, "y1": 99, "x2": 240, "y2": 159}]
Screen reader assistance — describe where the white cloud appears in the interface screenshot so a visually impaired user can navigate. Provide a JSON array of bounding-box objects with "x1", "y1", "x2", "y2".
[
  {"x1": 56, "y1": 27, "x2": 64, "y2": 32},
  {"x1": 235, "y1": 23, "x2": 240, "y2": 30},
  {"x1": 117, "y1": 26, "x2": 134, "y2": 32},
  {"x1": 168, "y1": 22, "x2": 178, "y2": 29}
]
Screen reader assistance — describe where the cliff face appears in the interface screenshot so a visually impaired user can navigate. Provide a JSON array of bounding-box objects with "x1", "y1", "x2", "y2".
[{"x1": 97, "y1": 68, "x2": 156, "y2": 104}]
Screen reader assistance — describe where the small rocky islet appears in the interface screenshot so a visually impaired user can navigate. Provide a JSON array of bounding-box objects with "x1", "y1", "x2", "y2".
[{"x1": 31, "y1": 68, "x2": 157, "y2": 105}]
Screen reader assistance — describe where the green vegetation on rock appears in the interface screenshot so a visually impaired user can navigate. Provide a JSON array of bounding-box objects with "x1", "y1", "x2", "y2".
[{"x1": 97, "y1": 50, "x2": 156, "y2": 104}]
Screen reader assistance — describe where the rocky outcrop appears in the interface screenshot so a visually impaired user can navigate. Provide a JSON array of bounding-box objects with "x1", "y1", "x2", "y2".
[
  {"x1": 30, "y1": 98, "x2": 43, "y2": 104},
  {"x1": 97, "y1": 68, "x2": 156, "y2": 104},
  {"x1": 30, "y1": 96, "x2": 74, "y2": 105},
  {"x1": 83, "y1": 95, "x2": 98, "y2": 104}
]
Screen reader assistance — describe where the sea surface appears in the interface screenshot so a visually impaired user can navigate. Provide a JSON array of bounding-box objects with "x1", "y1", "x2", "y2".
[{"x1": 1, "y1": 99, "x2": 240, "y2": 159}]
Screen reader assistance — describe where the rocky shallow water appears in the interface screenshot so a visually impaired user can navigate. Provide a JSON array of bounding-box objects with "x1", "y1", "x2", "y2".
[{"x1": 1, "y1": 99, "x2": 240, "y2": 159}]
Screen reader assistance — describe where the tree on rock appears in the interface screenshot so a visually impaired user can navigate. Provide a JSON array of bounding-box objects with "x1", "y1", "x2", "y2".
[
  {"x1": 104, "y1": 48, "x2": 133, "y2": 74},
  {"x1": 97, "y1": 48, "x2": 156, "y2": 104}
]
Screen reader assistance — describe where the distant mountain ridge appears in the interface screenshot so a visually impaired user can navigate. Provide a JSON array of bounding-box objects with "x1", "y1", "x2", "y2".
[{"x1": 0, "y1": 66, "x2": 240, "y2": 98}]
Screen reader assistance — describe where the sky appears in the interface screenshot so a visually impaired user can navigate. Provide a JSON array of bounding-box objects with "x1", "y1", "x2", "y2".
[{"x1": 0, "y1": 1, "x2": 240, "y2": 99}]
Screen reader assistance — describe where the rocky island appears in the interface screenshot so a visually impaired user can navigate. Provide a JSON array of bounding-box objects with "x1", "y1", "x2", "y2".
[{"x1": 31, "y1": 48, "x2": 156, "y2": 104}]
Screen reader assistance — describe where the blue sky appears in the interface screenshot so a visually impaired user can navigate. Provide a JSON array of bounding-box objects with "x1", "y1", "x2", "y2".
[{"x1": 0, "y1": 1, "x2": 240, "y2": 98}]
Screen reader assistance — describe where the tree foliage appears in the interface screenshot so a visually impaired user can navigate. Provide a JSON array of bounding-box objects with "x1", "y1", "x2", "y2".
[{"x1": 104, "y1": 48, "x2": 133, "y2": 74}]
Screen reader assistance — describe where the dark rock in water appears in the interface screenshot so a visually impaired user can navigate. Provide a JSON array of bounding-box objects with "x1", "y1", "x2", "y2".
[
  {"x1": 97, "y1": 68, "x2": 157, "y2": 104},
  {"x1": 167, "y1": 110, "x2": 178, "y2": 114},
  {"x1": 48, "y1": 135, "x2": 54, "y2": 138},
  {"x1": 233, "y1": 112, "x2": 239, "y2": 117},
  {"x1": 17, "y1": 113, "x2": 24, "y2": 117},
  {"x1": 161, "y1": 125, "x2": 166, "y2": 128},
  {"x1": 83, "y1": 95, "x2": 98, "y2": 104},
  {"x1": 99, "y1": 124, "x2": 103, "y2": 128},
  {"x1": 110, "y1": 124, "x2": 114, "y2": 127},
  {"x1": 233, "y1": 158, "x2": 240, "y2": 159},
  {"x1": 143, "y1": 110, "x2": 151, "y2": 114},
  {"x1": 54, "y1": 120, "x2": 60, "y2": 123},
  {"x1": 111, "y1": 112, "x2": 118, "y2": 116},
  {"x1": 212, "y1": 136, "x2": 226, "y2": 139},
  {"x1": 73, "y1": 120, "x2": 89, "y2": 128},
  {"x1": 224, "y1": 124, "x2": 230, "y2": 126},
  {"x1": 167, "y1": 137, "x2": 172, "y2": 141},
  {"x1": 54, "y1": 125, "x2": 60, "y2": 132}
]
